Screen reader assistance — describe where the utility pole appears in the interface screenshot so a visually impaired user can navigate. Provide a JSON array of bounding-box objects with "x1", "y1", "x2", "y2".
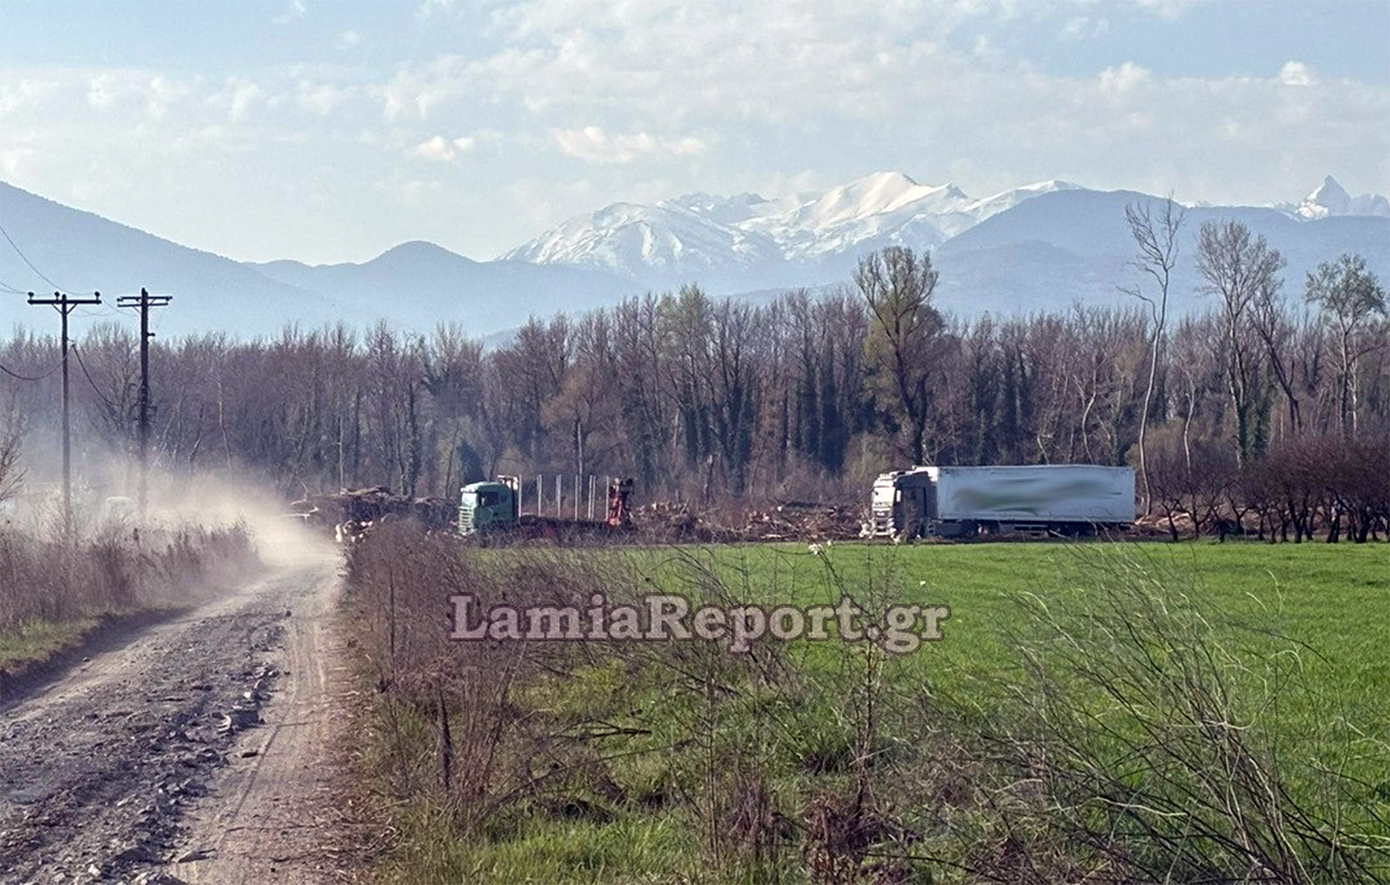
[
  {"x1": 116, "y1": 288, "x2": 172, "y2": 520},
  {"x1": 27, "y1": 290, "x2": 102, "y2": 533}
]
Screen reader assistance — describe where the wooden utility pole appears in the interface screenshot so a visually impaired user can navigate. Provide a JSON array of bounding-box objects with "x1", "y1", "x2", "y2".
[
  {"x1": 116, "y1": 288, "x2": 172, "y2": 520},
  {"x1": 27, "y1": 290, "x2": 102, "y2": 533}
]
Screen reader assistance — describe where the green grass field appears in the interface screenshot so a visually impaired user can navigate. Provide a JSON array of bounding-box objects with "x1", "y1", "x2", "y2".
[
  {"x1": 711, "y1": 540, "x2": 1390, "y2": 725},
  {"x1": 365, "y1": 539, "x2": 1390, "y2": 884}
]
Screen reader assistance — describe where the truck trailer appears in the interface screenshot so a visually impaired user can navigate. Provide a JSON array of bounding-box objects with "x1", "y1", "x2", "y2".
[{"x1": 867, "y1": 465, "x2": 1135, "y2": 539}]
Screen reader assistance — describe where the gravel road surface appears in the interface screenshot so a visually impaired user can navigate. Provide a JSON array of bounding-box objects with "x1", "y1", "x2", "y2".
[{"x1": 0, "y1": 547, "x2": 351, "y2": 884}]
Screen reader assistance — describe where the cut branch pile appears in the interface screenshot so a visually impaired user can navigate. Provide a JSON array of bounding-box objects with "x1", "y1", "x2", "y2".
[{"x1": 633, "y1": 501, "x2": 864, "y2": 543}]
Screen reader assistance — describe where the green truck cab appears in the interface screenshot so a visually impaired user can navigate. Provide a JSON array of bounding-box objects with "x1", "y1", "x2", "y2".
[{"x1": 458, "y1": 477, "x2": 520, "y2": 534}]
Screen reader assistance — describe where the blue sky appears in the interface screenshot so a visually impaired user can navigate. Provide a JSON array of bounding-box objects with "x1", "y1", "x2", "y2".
[{"x1": 0, "y1": 0, "x2": 1386, "y2": 264}]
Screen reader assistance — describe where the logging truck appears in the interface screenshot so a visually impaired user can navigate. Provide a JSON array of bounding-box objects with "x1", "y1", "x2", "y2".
[{"x1": 458, "y1": 476, "x2": 634, "y2": 540}]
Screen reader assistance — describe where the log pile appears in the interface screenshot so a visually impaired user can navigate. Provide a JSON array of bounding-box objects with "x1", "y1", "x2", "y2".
[
  {"x1": 632, "y1": 501, "x2": 864, "y2": 543},
  {"x1": 289, "y1": 487, "x2": 455, "y2": 536}
]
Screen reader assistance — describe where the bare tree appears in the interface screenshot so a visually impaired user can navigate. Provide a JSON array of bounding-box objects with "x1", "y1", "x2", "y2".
[
  {"x1": 1251, "y1": 270, "x2": 1304, "y2": 438},
  {"x1": 1196, "y1": 220, "x2": 1284, "y2": 466},
  {"x1": 423, "y1": 322, "x2": 486, "y2": 495},
  {"x1": 1122, "y1": 196, "x2": 1186, "y2": 512},
  {"x1": 0, "y1": 398, "x2": 23, "y2": 506},
  {"x1": 708, "y1": 300, "x2": 759, "y2": 496},
  {"x1": 543, "y1": 311, "x2": 620, "y2": 479},
  {"x1": 611, "y1": 295, "x2": 671, "y2": 492},
  {"x1": 1305, "y1": 253, "x2": 1387, "y2": 436},
  {"x1": 856, "y1": 246, "x2": 944, "y2": 465}
]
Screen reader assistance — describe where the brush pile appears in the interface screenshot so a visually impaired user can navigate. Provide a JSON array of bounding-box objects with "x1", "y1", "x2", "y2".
[
  {"x1": 737, "y1": 503, "x2": 865, "y2": 541},
  {"x1": 633, "y1": 501, "x2": 864, "y2": 543}
]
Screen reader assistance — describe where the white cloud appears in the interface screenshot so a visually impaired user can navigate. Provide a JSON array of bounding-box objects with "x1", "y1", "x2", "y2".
[
  {"x1": 410, "y1": 134, "x2": 478, "y2": 162},
  {"x1": 137, "y1": 75, "x2": 198, "y2": 120},
  {"x1": 1279, "y1": 61, "x2": 1317, "y2": 87},
  {"x1": 0, "y1": 136, "x2": 38, "y2": 177},
  {"x1": 1, "y1": 1, "x2": 1385, "y2": 264},
  {"x1": 272, "y1": 0, "x2": 306, "y2": 25},
  {"x1": 337, "y1": 30, "x2": 363, "y2": 50},
  {"x1": 210, "y1": 76, "x2": 264, "y2": 123},
  {"x1": 433, "y1": 4, "x2": 1173, "y2": 131},
  {"x1": 350, "y1": 2, "x2": 1385, "y2": 220},
  {"x1": 553, "y1": 126, "x2": 706, "y2": 163},
  {"x1": 0, "y1": 79, "x2": 58, "y2": 116},
  {"x1": 1060, "y1": 15, "x2": 1109, "y2": 41},
  {"x1": 296, "y1": 80, "x2": 351, "y2": 116},
  {"x1": 378, "y1": 57, "x2": 469, "y2": 121},
  {"x1": 1098, "y1": 61, "x2": 1152, "y2": 95},
  {"x1": 1134, "y1": 0, "x2": 1192, "y2": 21},
  {"x1": 415, "y1": 0, "x2": 454, "y2": 19},
  {"x1": 86, "y1": 72, "x2": 133, "y2": 110}
]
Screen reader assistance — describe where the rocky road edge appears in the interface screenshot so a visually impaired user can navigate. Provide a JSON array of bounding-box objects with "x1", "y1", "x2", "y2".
[{"x1": 0, "y1": 571, "x2": 308, "y2": 884}]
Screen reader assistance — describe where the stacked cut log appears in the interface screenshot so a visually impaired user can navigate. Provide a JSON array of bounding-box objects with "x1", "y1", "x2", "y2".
[{"x1": 288, "y1": 487, "x2": 455, "y2": 536}]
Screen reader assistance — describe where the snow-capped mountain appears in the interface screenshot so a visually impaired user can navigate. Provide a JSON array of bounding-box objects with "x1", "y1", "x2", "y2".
[
  {"x1": 501, "y1": 200, "x2": 784, "y2": 286},
  {"x1": 501, "y1": 171, "x2": 1388, "y2": 317},
  {"x1": 1286, "y1": 175, "x2": 1390, "y2": 220},
  {"x1": 504, "y1": 172, "x2": 1082, "y2": 289},
  {"x1": 744, "y1": 172, "x2": 1083, "y2": 255},
  {"x1": 4, "y1": 173, "x2": 1384, "y2": 339}
]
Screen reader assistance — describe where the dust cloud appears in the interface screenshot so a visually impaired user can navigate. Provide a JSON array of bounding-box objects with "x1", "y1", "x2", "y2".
[{"x1": 4, "y1": 455, "x2": 338, "y2": 571}]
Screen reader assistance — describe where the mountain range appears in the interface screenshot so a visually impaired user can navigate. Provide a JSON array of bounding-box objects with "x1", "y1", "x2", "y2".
[
  {"x1": 504, "y1": 173, "x2": 1087, "y2": 291},
  {"x1": 1, "y1": 174, "x2": 1386, "y2": 340}
]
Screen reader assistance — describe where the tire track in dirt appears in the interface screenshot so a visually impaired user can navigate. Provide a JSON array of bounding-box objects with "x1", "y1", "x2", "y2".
[
  {"x1": 0, "y1": 549, "x2": 346, "y2": 884},
  {"x1": 168, "y1": 554, "x2": 355, "y2": 884}
]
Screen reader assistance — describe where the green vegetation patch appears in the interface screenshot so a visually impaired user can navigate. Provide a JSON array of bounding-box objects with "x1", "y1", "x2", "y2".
[
  {"x1": 0, "y1": 616, "x2": 100, "y2": 672},
  {"x1": 347, "y1": 531, "x2": 1390, "y2": 884}
]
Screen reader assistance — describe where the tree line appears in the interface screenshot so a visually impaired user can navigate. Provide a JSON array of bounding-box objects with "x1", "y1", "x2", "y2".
[{"x1": 1, "y1": 213, "x2": 1386, "y2": 534}]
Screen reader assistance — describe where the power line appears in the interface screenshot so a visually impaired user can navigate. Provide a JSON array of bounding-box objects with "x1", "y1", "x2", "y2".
[
  {"x1": 0, "y1": 224, "x2": 67, "y2": 293},
  {"x1": 0, "y1": 360, "x2": 62, "y2": 382},
  {"x1": 74, "y1": 303, "x2": 125, "y2": 321},
  {"x1": 70, "y1": 343, "x2": 120, "y2": 412}
]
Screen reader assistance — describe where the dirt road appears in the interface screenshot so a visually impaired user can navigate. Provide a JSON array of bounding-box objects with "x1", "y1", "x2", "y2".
[{"x1": 0, "y1": 548, "x2": 353, "y2": 884}]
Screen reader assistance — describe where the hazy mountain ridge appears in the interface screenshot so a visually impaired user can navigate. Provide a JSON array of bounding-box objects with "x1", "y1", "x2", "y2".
[
  {"x1": 248, "y1": 240, "x2": 638, "y2": 334},
  {"x1": 2, "y1": 174, "x2": 1386, "y2": 339},
  {"x1": 0, "y1": 182, "x2": 332, "y2": 335},
  {"x1": 0, "y1": 182, "x2": 636, "y2": 338},
  {"x1": 934, "y1": 188, "x2": 1390, "y2": 315}
]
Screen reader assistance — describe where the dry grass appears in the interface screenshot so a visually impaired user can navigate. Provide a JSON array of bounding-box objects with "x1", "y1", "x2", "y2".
[{"x1": 0, "y1": 519, "x2": 258, "y2": 641}]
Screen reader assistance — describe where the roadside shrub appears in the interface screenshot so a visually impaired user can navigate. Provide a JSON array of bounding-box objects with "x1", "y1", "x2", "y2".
[{"x1": 0, "y1": 520, "x2": 257, "y2": 635}]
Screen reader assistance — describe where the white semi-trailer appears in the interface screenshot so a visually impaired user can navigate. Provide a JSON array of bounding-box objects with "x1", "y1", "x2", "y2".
[{"x1": 867, "y1": 465, "x2": 1136, "y2": 539}]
